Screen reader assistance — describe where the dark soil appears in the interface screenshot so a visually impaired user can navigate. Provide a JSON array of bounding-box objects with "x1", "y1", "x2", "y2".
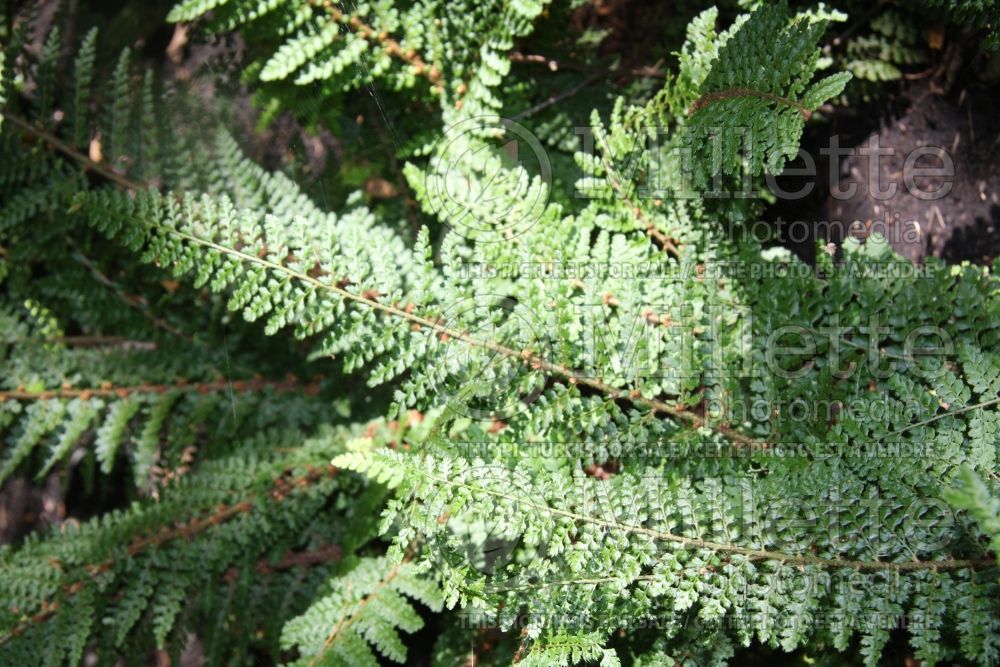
[
  {"x1": 831, "y1": 80, "x2": 1000, "y2": 264},
  {"x1": 772, "y1": 54, "x2": 1000, "y2": 267}
]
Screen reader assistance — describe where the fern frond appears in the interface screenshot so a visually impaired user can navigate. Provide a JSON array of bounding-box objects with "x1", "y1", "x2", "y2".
[
  {"x1": 945, "y1": 467, "x2": 1000, "y2": 563},
  {"x1": 0, "y1": 422, "x2": 399, "y2": 664},
  {"x1": 684, "y1": 3, "x2": 851, "y2": 181},
  {"x1": 517, "y1": 632, "x2": 621, "y2": 667},
  {"x1": 2, "y1": 7, "x2": 998, "y2": 666},
  {"x1": 280, "y1": 555, "x2": 442, "y2": 665}
]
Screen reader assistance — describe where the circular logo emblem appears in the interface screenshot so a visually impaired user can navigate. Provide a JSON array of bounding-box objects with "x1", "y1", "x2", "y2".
[{"x1": 426, "y1": 116, "x2": 551, "y2": 241}]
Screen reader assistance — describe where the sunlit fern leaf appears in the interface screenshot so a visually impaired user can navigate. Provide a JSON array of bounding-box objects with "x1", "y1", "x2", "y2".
[
  {"x1": 685, "y1": 2, "x2": 851, "y2": 183},
  {"x1": 279, "y1": 556, "x2": 442, "y2": 665}
]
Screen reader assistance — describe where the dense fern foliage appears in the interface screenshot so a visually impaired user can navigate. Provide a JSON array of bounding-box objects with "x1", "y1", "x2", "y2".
[{"x1": 1, "y1": 0, "x2": 998, "y2": 665}]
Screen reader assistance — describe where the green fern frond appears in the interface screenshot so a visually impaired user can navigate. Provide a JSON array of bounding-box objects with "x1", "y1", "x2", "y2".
[
  {"x1": 2, "y1": 6, "x2": 998, "y2": 666},
  {"x1": 0, "y1": 421, "x2": 405, "y2": 664},
  {"x1": 684, "y1": 2, "x2": 851, "y2": 180},
  {"x1": 945, "y1": 467, "x2": 1000, "y2": 563},
  {"x1": 518, "y1": 632, "x2": 621, "y2": 667},
  {"x1": 280, "y1": 555, "x2": 442, "y2": 665}
]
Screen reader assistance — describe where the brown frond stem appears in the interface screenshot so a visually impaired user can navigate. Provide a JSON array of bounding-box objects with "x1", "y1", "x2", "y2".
[
  {"x1": 1, "y1": 501, "x2": 255, "y2": 643},
  {"x1": 0, "y1": 375, "x2": 322, "y2": 402},
  {"x1": 644, "y1": 221, "x2": 681, "y2": 257},
  {"x1": 508, "y1": 51, "x2": 667, "y2": 80},
  {"x1": 311, "y1": 0, "x2": 442, "y2": 86},
  {"x1": 511, "y1": 625, "x2": 531, "y2": 663},
  {"x1": 0, "y1": 112, "x2": 198, "y2": 342},
  {"x1": 510, "y1": 69, "x2": 604, "y2": 121},
  {"x1": 256, "y1": 544, "x2": 343, "y2": 575},
  {"x1": 223, "y1": 544, "x2": 344, "y2": 582},
  {"x1": 596, "y1": 152, "x2": 683, "y2": 259},
  {"x1": 429, "y1": 471, "x2": 998, "y2": 575},
  {"x1": 4, "y1": 110, "x2": 764, "y2": 450},
  {"x1": 310, "y1": 550, "x2": 412, "y2": 667},
  {"x1": 0, "y1": 111, "x2": 141, "y2": 190},
  {"x1": 53, "y1": 335, "x2": 148, "y2": 348},
  {"x1": 11, "y1": 335, "x2": 154, "y2": 348},
  {"x1": 0, "y1": 464, "x2": 339, "y2": 644},
  {"x1": 69, "y1": 246, "x2": 193, "y2": 341},
  {"x1": 688, "y1": 87, "x2": 812, "y2": 120}
]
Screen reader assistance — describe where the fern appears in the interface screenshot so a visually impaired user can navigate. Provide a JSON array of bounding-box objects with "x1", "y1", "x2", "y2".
[
  {"x1": 167, "y1": 0, "x2": 549, "y2": 119},
  {"x1": 280, "y1": 555, "x2": 443, "y2": 665},
  {"x1": 1, "y1": 3, "x2": 998, "y2": 666},
  {"x1": 946, "y1": 468, "x2": 1000, "y2": 563},
  {"x1": 517, "y1": 632, "x2": 622, "y2": 666},
  {"x1": 682, "y1": 2, "x2": 851, "y2": 181},
  {"x1": 0, "y1": 424, "x2": 425, "y2": 665},
  {"x1": 0, "y1": 303, "x2": 333, "y2": 489}
]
